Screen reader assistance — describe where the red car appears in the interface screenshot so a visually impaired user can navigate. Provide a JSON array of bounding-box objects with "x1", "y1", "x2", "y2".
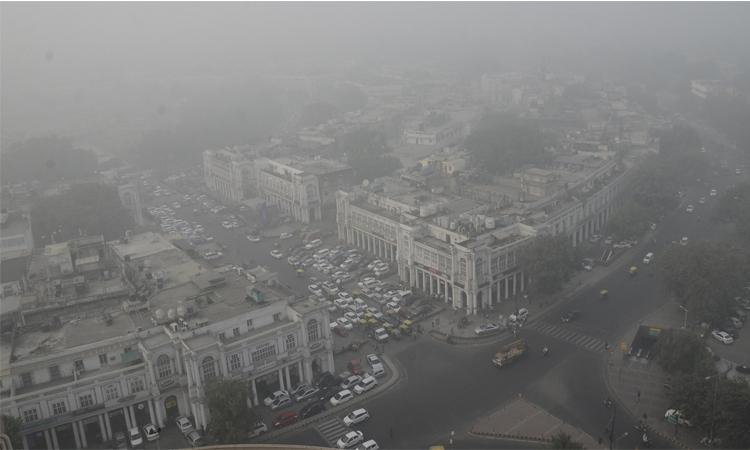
[
  {"x1": 347, "y1": 358, "x2": 364, "y2": 376},
  {"x1": 273, "y1": 411, "x2": 298, "y2": 428}
]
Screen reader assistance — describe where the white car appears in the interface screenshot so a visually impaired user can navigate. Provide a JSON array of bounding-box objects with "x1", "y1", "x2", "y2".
[
  {"x1": 710, "y1": 189, "x2": 718, "y2": 196},
  {"x1": 343, "y1": 408, "x2": 370, "y2": 426},
  {"x1": 374, "y1": 328, "x2": 389, "y2": 342},
  {"x1": 309, "y1": 284, "x2": 323, "y2": 296},
  {"x1": 248, "y1": 421, "x2": 268, "y2": 438},
  {"x1": 340, "y1": 375, "x2": 362, "y2": 390},
  {"x1": 643, "y1": 252, "x2": 654, "y2": 264},
  {"x1": 263, "y1": 390, "x2": 290, "y2": 407},
  {"x1": 128, "y1": 427, "x2": 143, "y2": 447},
  {"x1": 358, "y1": 440, "x2": 380, "y2": 450},
  {"x1": 247, "y1": 235, "x2": 261, "y2": 242},
  {"x1": 330, "y1": 389, "x2": 354, "y2": 406},
  {"x1": 143, "y1": 424, "x2": 159, "y2": 442},
  {"x1": 366, "y1": 353, "x2": 381, "y2": 367},
  {"x1": 338, "y1": 291, "x2": 353, "y2": 301},
  {"x1": 270, "y1": 249, "x2": 284, "y2": 259},
  {"x1": 680, "y1": 236, "x2": 689, "y2": 246},
  {"x1": 337, "y1": 317, "x2": 354, "y2": 330},
  {"x1": 474, "y1": 323, "x2": 500, "y2": 335},
  {"x1": 686, "y1": 205, "x2": 694, "y2": 213},
  {"x1": 711, "y1": 330, "x2": 734, "y2": 344},
  {"x1": 175, "y1": 416, "x2": 194, "y2": 434},
  {"x1": 370, "y1": 363, "x2": 385, "y2": 378},
  {"x1": 305, "y1": 239, "x2": 322, "y2": 249},
  {"x1": 336, "y1": 430, "x2": 364, "y2": 449},
  {"x1": 665, "y1": 409, "x2": 693, "y2": 427},
  {"x1": 353, "y1": 375, "x2": 378, "y2": 395},
  {"x1": 279, "y1": 232, "x2": 294, "y2": 240},
  {"x1": 270, "y1": 396, "x2": 292, "y2": 410}
]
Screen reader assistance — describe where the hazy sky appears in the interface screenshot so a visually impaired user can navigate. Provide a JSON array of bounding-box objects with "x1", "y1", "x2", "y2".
[{"x1": 2, "y1": 2, "x2": 750, "y2": 139}]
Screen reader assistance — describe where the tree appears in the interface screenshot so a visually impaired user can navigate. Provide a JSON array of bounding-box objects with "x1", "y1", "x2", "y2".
[
  {"x1": 31, "y1": 183, "x2": 134, "y2": 244},
  {"x1": 714, "y1": 182, "x2": 750, "y2": 242},
  {"x1": 335, "y1": 128, "x2": 401, "y2": 181},
  {"x1": 519, "y1": 235, "x2": 577, "y2": 295},
  {"x1": 465, "y1": 113, "x2": 551, "y2": 174},
  {"x1": 548, "y1": 431, "x2": 583, "y2": 449},
  {"x1": 654, "y1": 329, "x2": 714, "y2": 375},
  {"x1": 1, "y1": 414, "x2": 23, "y2": 449},
  {"x1": 204, "y1": 378, "x2": 258, "y2": 444},
  {"x1": 659, "y1": 242, "x2": 747, "y2": 325},
  {"x1": 605, "y1": 199, "x2": 652, "y2": 240}
]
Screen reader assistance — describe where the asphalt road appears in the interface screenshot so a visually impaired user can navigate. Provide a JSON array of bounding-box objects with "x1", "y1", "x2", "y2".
[{"x1": 143, "y1": 142, "x2": 748, "y2": 449}]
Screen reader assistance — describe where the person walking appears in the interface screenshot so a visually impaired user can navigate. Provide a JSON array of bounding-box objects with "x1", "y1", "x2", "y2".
[{"x1": 389, "y1": 427, "x2": 394, "y2": 440}]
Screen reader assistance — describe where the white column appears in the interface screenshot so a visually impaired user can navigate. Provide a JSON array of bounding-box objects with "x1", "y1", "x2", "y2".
[
  {"x1": 72, "y1": 420, "x2": 81, "y2": 449},
  {"x1": 297, "y1": 361, "x2": 304, "y2": 384},
  {"x1": 284, "y1": 366, "x2": 292, "y2": 389},
  {"x1": 99, "y1": 414, "x2": 109, "y2": 441},
  {"x1": 504, "y1": 277, "x2": 509, "y2": 298},
  {"x1": 78, "y1": 421, "x2": 88, "y2": 448},
  {"x1": 50, "y1": 427, "x2": 60, "y2": 449},
  {"x1": 148, "y1": 399, "x2": 156, "y2": 425},
  {"x1": 104, "y1": 413, "x2": 113, "y2": 440},
  {"x1": 278, "y1": 369, "x2": 285, "y2": 390},
  {"x1": 155, "y1": 398, "x2": 165, "y2": 428},
  {"x1": 251, "y1": 379, "x2": 259, "y2": 406},
  {"x1": 22, "y1": 434, "x2": 29, "y2": 450},
  {"x1": 129, "y1": 405, "x2": 138, "y2": 428},
  {"x1": 123, "y1": 407, "x2": 132, "y2": 429},
  {"x1": 512, "y1": 273, "x2": 518, "y2": 295},
  {"x1": 44, "y1": 430, "x2": 53, "y2": 449}
]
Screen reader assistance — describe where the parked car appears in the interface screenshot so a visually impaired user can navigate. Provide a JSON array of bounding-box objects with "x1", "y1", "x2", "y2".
[
  {"x1": 185, "y1": 430, "x2": 203, "y2": 447},
  {"x1": 664, "y1": 409, "x2": 693, "y2": 427},
  {"x1": 337, "y1": 317, "x2": 354, "y2": 330},
  {"x1": 340, "y1": 375, "x2": 362, "y2": 390},
  {"x1": 128, "y1": 427, "x2": 144, "y2": 448},
  {"x1": 643, "y1": 252, "x2": 654, "y2": 264},
  {"x1": 735, "y1": 364, "x2": 750, "y2": 374},
  {"x1": 374, "y1": 328, "x2": 390, "y2": 342},
  {"x1": 300, "y1": 401, "x2": 327, "y2": 419},
  {"x1": 336, "y1": 430, "x2": 364, "y2": 449},
  {"x1": 270, "y1": 395, "x2": 293, "y2": 410},
  {"x1": 316, "y1": 372, "x2": 343, "y2": 389},
  {"x1": 113, "y1": 431, "x2": 128, "y2": 449},
  {"x1": 711, "y1": 329, "x2": 734, "y2": 344},
  {"x1": 175, "y1": 416, "x2": 194, "y2": 434},
  {"x1": 366, "y1": 353, "x2": 381, "y2": 367},
  {"x1": 270, "y1": 249, "x2": 284, "y2": 259},
  {"x1": 353, "y1": 375, "x2": 378, "y2": 395},
  {"x1": 279, "y1": 232, "x2": 294, "y2": 240},
  {"x1": 263, "y1": 390, "x2": 290, "y2": 407},
  {"x1": 143, "y1": 424, "x2": 159, "y2": 442},
  {"x1": 295, "y1": 386, "x2": 321, "y2": 402},
  {"x1": 330, "y1": 389, "x2": 354, "y2": 406},
  {"x1": 686, "y1": 205, "x2": 694, "y2": 213},
  {"x1": 343, "y1": 408, "x2": 370, "y2": 426},
  {"x1": 474, "y1": 323, "x2": 500, "y2": 335},
  {"x1": 358, "y1": 440, "x2": 380, "y2": 450},
  {"x1": 290, "y1": 384, "x2": 312, "y2": 399},
  {"x1": 273, "y1": 411, "x2": 299, "y2": 428},
  {"x1": 248, "y1": 421, "x2": 268, "y2": 438}
]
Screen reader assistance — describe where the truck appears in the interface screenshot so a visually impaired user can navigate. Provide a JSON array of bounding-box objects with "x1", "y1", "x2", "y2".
[{"x1": 492, "y1": 339, "x2": 527, "y2": 368}]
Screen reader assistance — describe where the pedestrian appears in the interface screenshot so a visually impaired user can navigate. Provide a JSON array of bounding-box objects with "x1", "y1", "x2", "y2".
[
  {"x1": 431, "y1": 320, "x2": 435, "y2": 329},
  {"x1": 636, "y1": 389, "x2": 641, "y2": 403},
  {"x1": 390, "y1": 427, "x2": 394, "y2": 440}
]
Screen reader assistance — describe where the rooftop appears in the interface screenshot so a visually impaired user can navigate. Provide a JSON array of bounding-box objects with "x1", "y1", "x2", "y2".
[{"x1": 109, "y1": 232, "x2": 176, "y2": 261}]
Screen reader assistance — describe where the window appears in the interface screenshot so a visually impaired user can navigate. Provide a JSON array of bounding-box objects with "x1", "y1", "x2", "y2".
[
  {"x1": 156, "y1": 354, "x2": 172, "y2": 379},
  {"x1": 246, "y1": 319, "x2": 253, "y2": 329},
  {"x1": 104, "y1": 384, "x2": 120, "y2": 401},
  {"x1": 218, "y1": 332, "x2": 226, "y2": 341},
  {"x1": 232, "y1": 327, "x2": 240, "y2": 337},
  {"x1": 306, "y1": 319, "x2": 320, "y2": 343},
  {"x1": 51, "y1": 400, "x2": 67, "y2": 416},
  {"x1": 129, "y1": 377, "x2": 145, "y2": 394},
  {"x1": 79, "y1": 393, "x2": 94, "y2": 408},
  {"x1": 228, "y1": 353, "x2": 241, "y2": 371},
  {"x1": 286, "y1": 334, "x2": 297, "y2": 351},
  {"x1": 22, "y1": 408, "x2": 38, "y2": 423},
  {"x1": 251, "y1": 343, "x2": 276, "y2": 363},
  {"x1": 49, "y1": 365, "x2": 61, "y2": 380},
  {"x1": 201, "y1": 356, "x2": 216, "y2": 380},
  {"x1": 20, "y1": 372, "x2": 32, "y2": 387},
  {"x1": 74, "y1": 360, "x2": 85, "y2": 372},
  {"x1": 99, "y1": 354, "x2": 108, "y2": 366},
  {"x1": 273, "y1": 313, "x2": 282, "y2": 322}
]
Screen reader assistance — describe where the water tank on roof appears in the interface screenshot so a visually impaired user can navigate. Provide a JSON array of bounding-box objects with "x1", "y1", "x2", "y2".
[
  {"x1": 177, "y1": 306, "x2": 186, "y2": 318},
  {"x1": 449, "y1": 221, "x2": 457, "y2": 230},
  {"x1": 169, "y1": 322, "x2": 179, "y2": 333},
  {"x1": 155, "y1": 309, "x2": 165, "y2": 321},
  {"x1": 485, "y1": 217, "x2": 496, "y2": 229},
  {"x1": 167, "y1": 309, "x2": 176, "y2": 320}
]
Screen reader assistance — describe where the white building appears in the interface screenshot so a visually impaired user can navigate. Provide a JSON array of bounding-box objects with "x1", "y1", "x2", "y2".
[
  {"x1": 1, "y1": 233, "x2": 333, "y2": 449},
  {"x1": 336, "y1": 151, "x2": 633, "y2": 314},
  {"x1": 254, "y1": 158, "x2": 323, "y2": 224},
  {"x1": 203, "y1": 147, "x2": 255, "y2": 203}
]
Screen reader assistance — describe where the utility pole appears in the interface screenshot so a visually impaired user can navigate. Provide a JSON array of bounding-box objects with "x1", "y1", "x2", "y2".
[
  {"x1": 708, "y1": 375, "x2": 720, "y2": 443},
  {"x1": 608, "y1": 403, "x2": 617, "y2": 450},
  {"x1": 679, "y1": 305, "x2": 688, "y2": 329}
]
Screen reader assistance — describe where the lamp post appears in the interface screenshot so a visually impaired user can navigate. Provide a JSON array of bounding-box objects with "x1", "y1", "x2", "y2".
[
  {"x1": 706, "y1": 374, "x2": 720, "y2": 443},
  {"x1": 679, "y1": 305, "x2": 688, "y2": 329},
  {"x1": 614, "y1": 431, "x2": 629, "y2": 449}
]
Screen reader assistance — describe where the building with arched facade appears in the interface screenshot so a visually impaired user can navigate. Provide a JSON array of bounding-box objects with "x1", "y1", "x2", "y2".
[{"x1": 0, "y1": 233, "x2": 333, "y2": 450}]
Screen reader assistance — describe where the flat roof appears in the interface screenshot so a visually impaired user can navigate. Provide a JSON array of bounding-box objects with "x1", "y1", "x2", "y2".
[{"x1": 109, "y1": 232, "x2": 176, "y2": 261}]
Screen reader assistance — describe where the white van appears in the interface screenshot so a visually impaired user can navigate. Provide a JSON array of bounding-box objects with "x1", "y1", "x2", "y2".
[{"x1": 643, "y1": 252, "x2": 654, "y2": 264}]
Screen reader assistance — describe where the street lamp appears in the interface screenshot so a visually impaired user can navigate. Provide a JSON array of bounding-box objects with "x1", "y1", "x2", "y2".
[
  {"x1": 706, "y1": 374, "x2": 720, "y2": 444},
  {"x1": 679, "y1": 305, "x2": 688, "y2": 329}
]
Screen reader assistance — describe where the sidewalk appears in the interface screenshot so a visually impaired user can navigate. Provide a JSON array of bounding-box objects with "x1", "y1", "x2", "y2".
[
  {"x1": 425, "y1": 230, "x2": 656, "y2": 343},
  {"x1": 603, "y1": 301, "x2": 703, "y2": 449}
]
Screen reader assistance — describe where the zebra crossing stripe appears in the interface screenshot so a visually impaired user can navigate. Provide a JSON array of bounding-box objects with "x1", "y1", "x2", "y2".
[
  {"x1": 316, "y1": 418, "x2": 348, "y2": 445},
  {"x1": 530, "y1": 321, "x2": 606, "y2": 352}
]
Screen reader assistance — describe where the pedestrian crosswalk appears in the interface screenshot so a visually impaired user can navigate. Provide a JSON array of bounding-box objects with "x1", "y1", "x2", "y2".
[
  {"x1": 316, "y1": 416, "x2": 348, "y2": 446},
  {"x1": 527, "y1": 321, "x2": 607, "y2": 352}
]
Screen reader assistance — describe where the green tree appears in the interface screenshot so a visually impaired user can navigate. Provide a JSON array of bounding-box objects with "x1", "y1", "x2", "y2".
[
  {"x1": 659, "y1": 242, "x2": 746, "y2": 325},
  {"x1": 654, "y1": 329, "x2": 714, "y2": 374},
  {"x1": 335, "y1": 128, "x2": 401, "y2": 181},
  {"x1": 548, "y1": 431, "x2": 583, "y2": 449},
  {"x1": 465, "y1": 113, "x2": 551, "y2": 174},
  {"x1": 605, "y1": 199, "x2": 652, "y2": 240},
  {"x1": 713, "y1": 377, "x2": 750, "y2": 449},
  {"x1": 713, "y1": 182, "x2": 750, "y2": 243},
  {"x1": 31, "y1": 183, "x2": 134, "y2": 244},
  {"x1": 204, "y1": 378, "x2": 258, "y2": 444},
  {"x1": 519, "y1": 235, "x2": 577, "y2": 295},
  {"x1": 1, "y1": 414, "x2": 23, "y2": 449}
]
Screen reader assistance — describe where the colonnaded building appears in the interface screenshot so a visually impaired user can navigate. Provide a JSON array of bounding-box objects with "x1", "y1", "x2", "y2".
[
  {"x1": 337, "y1": 148, "x2": 637, "y2": 314},
  {"x1": 0, "y1": 232, "x2": 333, "y2": 449}
]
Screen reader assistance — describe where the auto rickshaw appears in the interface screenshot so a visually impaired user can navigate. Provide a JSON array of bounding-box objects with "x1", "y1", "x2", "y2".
[
  {"x1": 629, "y1": 265, "x2": 638, "y2": 277},
  {"x1": 600, "y1": 289, "x2": 609, "y2": 300},
  {"x1": 295, "y1": 268, "x2": 305, "y2": 278}
]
